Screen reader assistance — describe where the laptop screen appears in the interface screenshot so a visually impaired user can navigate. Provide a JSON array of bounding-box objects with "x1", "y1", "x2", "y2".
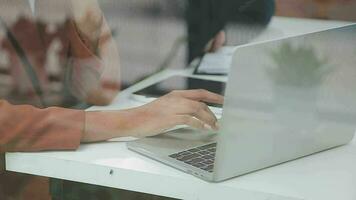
[{"x1": 133, "y1": 76, "x2": 226, "y2": 107}]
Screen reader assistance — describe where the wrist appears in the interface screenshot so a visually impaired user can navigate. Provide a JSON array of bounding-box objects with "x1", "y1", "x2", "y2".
[
  {"x1": 82, "y1": 109, "x2": 139, "y2": 143},
  {"x1": 82, "y1": 111, "x2": 117, "y2": 142}
]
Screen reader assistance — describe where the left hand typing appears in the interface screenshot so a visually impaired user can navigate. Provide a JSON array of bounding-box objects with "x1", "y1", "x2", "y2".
[{"x1": 205, "y1": 31, "x2": 226, "y2": 52}]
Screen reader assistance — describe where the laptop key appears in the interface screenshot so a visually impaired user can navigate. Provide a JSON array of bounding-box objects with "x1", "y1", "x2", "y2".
[
  {"x1": 169, "y1": 154, "x2": 179, "y2": 158},
  {"x1": 201, "y1": 164, "x2": 214, "y2": 172},
  {"x1": 208, "y1": 153, "x2": 216, "y2": 157},
  {"x1": 178, "y1": 151, "x2": 192, "y2": 156},
  {"x1": 190, "y1": 158, "x2": 204, "y2": 164},
  {"x1": 203, "y1": 160, "x2": 213, "y2": 165},
  {"x1": 192, "y1": 163, "x2": 205, "y2": 168},
  {"x1": 176, "y1": 153, "x2": 200, "y2": 161},
  {"x1": 198, "y1": 151, "x2": 210, "y2": 155},
  {"x1": 188, "y1": 148, "x2": 200, "y2": 153},
  {"x1": 202, "y1": 155, "x2": 214, "y2": 160},
  {"x1": 198, "y1": 143, "x2": 216, "y2": 150},
  {"x1": 183, "y1": 159, "x2": 195, "y2": 165},
  {"x1": 207, "y1": 148, "x2": 216, "y2": 152}
]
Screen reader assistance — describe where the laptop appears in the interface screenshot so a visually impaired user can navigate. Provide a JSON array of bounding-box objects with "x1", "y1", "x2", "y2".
[{"x1": 128, "y1": 24, "x2": 356, "y2": 182}]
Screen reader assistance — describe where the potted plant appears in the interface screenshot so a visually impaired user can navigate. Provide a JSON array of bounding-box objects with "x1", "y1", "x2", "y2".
[{"x1": 267, "y1": 42, "x2": 330, "y2": 129}]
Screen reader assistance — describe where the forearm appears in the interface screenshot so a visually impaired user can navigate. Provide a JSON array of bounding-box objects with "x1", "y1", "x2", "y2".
[
  {"x1": 0, "y1": 99, "x2": 137, "y2": 152},
  {"x1": 0, "y1": 100, "x2": 84, "y2": 153},
  {"x1": 82, "y1": 109, "x2": 136, "y2": 143}
]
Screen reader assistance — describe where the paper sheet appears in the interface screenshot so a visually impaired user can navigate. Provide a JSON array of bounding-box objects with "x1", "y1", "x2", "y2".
[{"x1": 196, "y1": 46, "x2": 238, "y2": 75}]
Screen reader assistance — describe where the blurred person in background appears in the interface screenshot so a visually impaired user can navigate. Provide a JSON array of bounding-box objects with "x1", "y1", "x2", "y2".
[
  {"x1": 185, "y1": 0, "x2": 275, "y2": 102},
  {"x1": 0, "y1": 0, "x2": 121, "y2": 199},
  {"x1": 0, "y1": 0, "x2": 121, "y2": 108},
  {"x1": 186, "y1": 0, "x2": 275, "y2": 62}
]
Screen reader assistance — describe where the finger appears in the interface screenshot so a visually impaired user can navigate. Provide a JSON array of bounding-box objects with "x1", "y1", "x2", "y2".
[
  {"x1": 204, "y1": 104, "x2": 218, "y2": 124},
  {"x1": 211, "y1": 31, "x2": 226, "y2": 52},
  {"x1": 172, "y1": 99, "x2": 218, "y2": 130},
  {"x1": 176, "y1": 115, "x2": 212, "y2": 131},
  {"x1": 185, "y1": 100, "x2": 218, "y2": 130},
  {"x1": 172, "y1": 89, "x2": 224, "y2": 105},
  {"x1": 195, "y1": 108, "x2": 218, "y2": 130}
]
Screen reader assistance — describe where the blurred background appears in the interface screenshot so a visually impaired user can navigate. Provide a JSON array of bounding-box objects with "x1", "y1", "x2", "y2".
[
  {"x1": 98, "y1": 0, "x2": 186, "y2": 88},
  {"x1": 276, "y1": 0, "x2": 356, "y2": 20},
  {"x1": 0, "y1": 1, "x2": 356, "y2": 199},
  {"x1": 1, "y1": 0, "x2": 356, "y2": 93},
  {"x1": 98, "y1": 0, "x2": 356, "y2": 88}
]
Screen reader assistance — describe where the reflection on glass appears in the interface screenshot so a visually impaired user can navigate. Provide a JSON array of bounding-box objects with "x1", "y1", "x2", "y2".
[
  {"x1": 216, "y1": 25, "x2": 356, "y2": 179},
  {"x1": 0, "y1": 1, "x2": 120, "y2": 108},
  {"x1": 267, "y1": 42, "x2": 330, "y2": 132},
  {"x1": 268, "y1": 43, "x2": 329, "y2": 87}
]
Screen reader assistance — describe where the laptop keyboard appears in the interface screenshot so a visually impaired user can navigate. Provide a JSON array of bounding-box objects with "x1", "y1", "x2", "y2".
[{"x1": 169, "y1": 143, "x2": 217, "y2": 173}]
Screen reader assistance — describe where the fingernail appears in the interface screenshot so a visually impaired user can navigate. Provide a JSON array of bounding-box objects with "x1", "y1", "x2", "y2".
[{"x1": 204, "y1": 124, "x2": 213, "y2": 131}]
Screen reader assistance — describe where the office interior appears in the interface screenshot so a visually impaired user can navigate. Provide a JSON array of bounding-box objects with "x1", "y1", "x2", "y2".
[{"x1": 0, "y1": 0, "x2": 356, "y2": 200}]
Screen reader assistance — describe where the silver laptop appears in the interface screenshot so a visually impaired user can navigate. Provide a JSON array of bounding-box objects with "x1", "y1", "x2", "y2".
[{"x1": 128, "y1": 24, "x2": 356, "y2": 182}]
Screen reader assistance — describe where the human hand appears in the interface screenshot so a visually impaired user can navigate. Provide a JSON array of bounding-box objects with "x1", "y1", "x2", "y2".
[
  {"x1": 83, "y1": 90, "x2": 224, "y2": 142},
  {"x1": 122, "y1": 89, "x2": 224, "y2": 137},
  {"x1": 205, "y1": 31, "x2": 226, "y2": 52}
]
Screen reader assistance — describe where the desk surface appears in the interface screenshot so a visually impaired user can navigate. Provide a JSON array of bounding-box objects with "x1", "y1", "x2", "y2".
[
  {"x1": 6, "y1": 136, "x2": 356, "y2": 200},
  {"x1": 6, "y1": 17, "x2": 356, "y2": 200}
]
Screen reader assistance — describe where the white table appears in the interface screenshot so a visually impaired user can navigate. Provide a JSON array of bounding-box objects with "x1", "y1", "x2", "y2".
[{"x1": 6, "y1": 17, "x2": 356, "y2": 200}]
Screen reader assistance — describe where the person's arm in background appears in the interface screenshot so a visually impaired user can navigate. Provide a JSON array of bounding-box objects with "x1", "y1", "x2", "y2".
[
  {"x1": 66, "y1": 0, "x2": 121, "y2": 106},
  {"x1": 186, "y1": 0, "x2": 275, "y2": 62}
]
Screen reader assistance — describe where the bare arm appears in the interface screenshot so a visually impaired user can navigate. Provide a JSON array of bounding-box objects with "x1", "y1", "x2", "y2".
[
  {"x1": 0, "y1": 89, "x2": 223, "y2": 152},
  {"x1": 0, "y1": 100, "x2": 84, "y2": 153},
  {"x1": 83, "y1": 90, "x2": 224, "y2": 142}
]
